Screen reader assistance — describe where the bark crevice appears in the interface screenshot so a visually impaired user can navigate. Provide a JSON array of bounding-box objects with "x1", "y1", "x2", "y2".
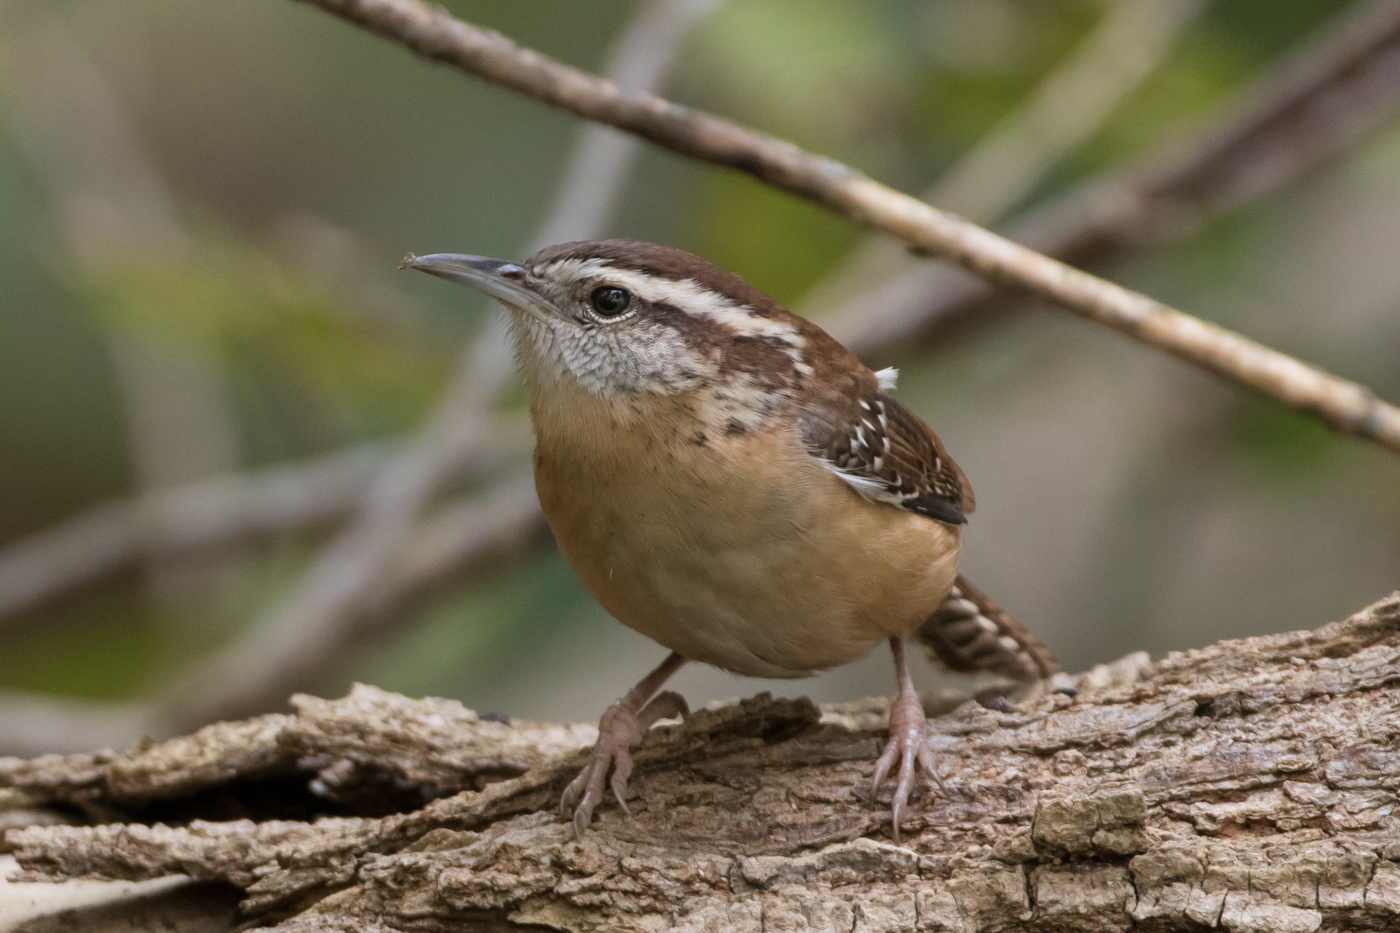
[{"x1": 3, "y1": 593, "x2": 1398, "y2": 932}]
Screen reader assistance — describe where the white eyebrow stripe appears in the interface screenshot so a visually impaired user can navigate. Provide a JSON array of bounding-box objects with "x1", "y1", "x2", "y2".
[
  {"x1": 532, "y1": 257, "x2": 614, "y2": 283},
  {"x1": 533, "y1": 258, "x2": 805, "y2": 347}
]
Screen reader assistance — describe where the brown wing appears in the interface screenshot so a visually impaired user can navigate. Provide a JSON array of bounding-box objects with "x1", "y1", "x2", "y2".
[{"x1": 800, "y1": 387, "x2": 973, "y2": 526}]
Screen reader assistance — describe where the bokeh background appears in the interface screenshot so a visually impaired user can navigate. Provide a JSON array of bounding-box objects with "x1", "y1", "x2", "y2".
[{"x1": 0, "y1": 0, "x2": 1397, "y2": 754}]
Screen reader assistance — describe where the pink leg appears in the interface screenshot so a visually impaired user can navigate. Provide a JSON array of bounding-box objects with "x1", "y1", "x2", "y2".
[
  {"x1": 870, "y1": 637, "x2": 941, "y2": 843},
  {"x1": 560, "y1": 651, "x2": 687, "y2": 836}
]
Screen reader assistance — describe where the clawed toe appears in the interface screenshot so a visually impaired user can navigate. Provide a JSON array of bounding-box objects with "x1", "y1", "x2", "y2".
[
  {"x1": 561, "y1": 740, "x2": 636, "y2": 835},
  {"x1": 561, "y1": 708, "x2": 642, "y2": 835},
  {"x1": 870, "y1": 690, "x2": 941, "y2": 844},
  {"x1": 561, "y1": 685, "x2": 690, "y2": 836}
]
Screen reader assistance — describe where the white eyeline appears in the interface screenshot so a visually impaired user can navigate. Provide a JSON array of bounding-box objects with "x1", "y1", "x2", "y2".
[{"x1": 532, "y1": 257, "x2": 813, "y2": 375}]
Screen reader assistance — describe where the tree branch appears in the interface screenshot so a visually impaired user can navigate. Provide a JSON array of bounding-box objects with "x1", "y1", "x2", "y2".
[
  {"x1": 293, "y1": 0, "x2": 1400, "y2": 453},
  {"x1": 0, "y1": 478, "x2": 545, "y2": 758},
  {"x1": 825, "y1": 0, "x2": 1400, "y2": 356},
  {"x1": 4, "y1": 593, "x2": 1398, "y2": 932},
  {"x1": 0, "y1": 445, "x2": 395, "y2": 622},
  {"x1": 803, "y1": 0, "x2": 1207, "y2": 319}
]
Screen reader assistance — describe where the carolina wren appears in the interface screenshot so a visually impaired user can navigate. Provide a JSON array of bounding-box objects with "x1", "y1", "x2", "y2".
[{"x1": 409, "y1": 240, "x2": 1068, "y2": 840}]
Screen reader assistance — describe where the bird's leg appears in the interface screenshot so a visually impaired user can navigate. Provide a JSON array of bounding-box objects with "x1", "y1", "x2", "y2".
[
  {"x1": 561, "y1": 651, "x2": 687, "y2": 835},
  {"x1": 871, "y1": 636, "x2": 941, "y2": 844}
]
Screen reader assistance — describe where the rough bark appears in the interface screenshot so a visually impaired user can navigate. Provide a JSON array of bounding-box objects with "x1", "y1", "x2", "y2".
[{"x1": 3, "y1": 594, "x2": 1399, "y2": 932}]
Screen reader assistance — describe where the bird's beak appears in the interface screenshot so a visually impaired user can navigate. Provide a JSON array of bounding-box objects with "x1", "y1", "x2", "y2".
[{"x1": 404, "y1": 253, "x2": 558, "y2": 321}]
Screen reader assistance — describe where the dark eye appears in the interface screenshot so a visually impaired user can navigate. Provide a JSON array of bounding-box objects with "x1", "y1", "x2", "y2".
[{"x1": 589, "y1": 285, "x2": 632, "y2": 317}]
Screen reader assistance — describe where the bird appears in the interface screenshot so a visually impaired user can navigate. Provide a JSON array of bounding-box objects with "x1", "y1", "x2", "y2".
[{"x1": 407, "y1": 239, "x2": 1069, "y2": 841}]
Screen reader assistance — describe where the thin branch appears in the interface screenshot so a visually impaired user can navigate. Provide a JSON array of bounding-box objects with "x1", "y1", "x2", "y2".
[
  {"x1": 294, "y1": 0, "x2": 1400, "y2": 453},
  {"x1": 369, "y1": 475, "x2": 545, "y2": 628},
  {"x1": 823, "y1": 0, "x2": 1400, "y2": 355},
  {"x1": 0, "y1": 445, "x2": 394, "y2": 622},
  {"x1": 0, "y1": 427, "x2": 530, "y2": 628},
  {"x1": 533, "y1": 0, "x2": 721, "y2": 249},
  {"x1": 803, "y1": 0, "x2": 1207, "y2": 320},
  {"x1": 0, "y1": 478, "x2": 545, "y2": 755},
  {"x1": 148, "y1": 0, "x2": 718, "y2": 735}
]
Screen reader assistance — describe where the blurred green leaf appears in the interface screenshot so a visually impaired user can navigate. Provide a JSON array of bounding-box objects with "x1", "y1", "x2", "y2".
[
  {"x1": 0, "y1": 589, "x2": 185, "y2": 699},
  {"x1": 687, "y1": 171, "x2": 857, "y2": 306},
  {"x1": 1227, "y1": 396, "x2": 1340, "y2": 482},
  {"x1": 80, "y1": 236, "x2": 455, "y2": 447}
]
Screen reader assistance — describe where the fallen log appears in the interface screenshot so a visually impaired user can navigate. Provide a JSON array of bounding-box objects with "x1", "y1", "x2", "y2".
[{"x1": 3, "y1": 593, "x2": 1398, "y2": 932}]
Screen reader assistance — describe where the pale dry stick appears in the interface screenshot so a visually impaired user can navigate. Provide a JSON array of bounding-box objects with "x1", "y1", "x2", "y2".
[
  {"x1": 151, "y1": 0, "x2": 720, "y2": 736},
  {"x1": 802, "y1": 0, "x2": 1207, "y2": 320},
  {"x1": 0, "y1": 476, "x2": 545, "y2": 757},
  {"x1": 827, "y1": 0, "x2": 1400, "y2": 357},
  {"x1": 464, "y1": 0, "x2": 723, "y2": 402},
  {"x1": 0, "y1": 445, "x2": 395, "y2": 621},
  {"x1": 292, "y1": 0, "x2": 1400, "y2": 452},
  {"x1": 367, "y1": 474, "x2": 544, "y2": 625},
  {"x1": 534, "y1": 0, "x2": 721, "y2": 249}
]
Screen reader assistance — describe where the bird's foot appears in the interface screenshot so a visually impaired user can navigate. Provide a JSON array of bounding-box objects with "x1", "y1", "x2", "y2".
[
  {"x1": 871, "y1": 689, "x2": 941, "y2": 844},
  {"x1": 561, "y1": 690, "x2": 687, "y2": 836}
]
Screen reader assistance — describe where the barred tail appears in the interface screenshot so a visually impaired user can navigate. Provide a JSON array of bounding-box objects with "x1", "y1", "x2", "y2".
[{"x1": 917, "y1": 575, "x2": 1073, "y2": 693}]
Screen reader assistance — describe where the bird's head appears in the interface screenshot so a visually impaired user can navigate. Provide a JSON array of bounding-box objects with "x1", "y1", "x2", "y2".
[{"x1": 407, "y1": 239, "x2": 815, "y2": 404}]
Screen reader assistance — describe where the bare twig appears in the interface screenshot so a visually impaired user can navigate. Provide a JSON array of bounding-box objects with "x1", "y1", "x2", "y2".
[
  {"x1": 0, "y1": 477, "x2": 544, "y2": 756},
  {"x1": 825, "y1": 0, "x2": 1400, "y2": 355},
  {"x1": 0, "y1": 427, "x2": 532, "y2": 627},
  {"x1": 150, "y1": 0, "x2": 718, "y2": 735},
  {"x1": 0, "y1": 445, "x2": 395, "y2": 622},
  {"x1": 803, "y1": 0, "x2": 1207, "y2": 319},
  {"x1": 371, "y1": 475, "x2": 545, "y2": 626},
  {"x1": 294, "y1": 0, "x2": 1400, "y2": 453},
  {"x1": 534, "y1": 0, "x2": 721, "y2": 248}
]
